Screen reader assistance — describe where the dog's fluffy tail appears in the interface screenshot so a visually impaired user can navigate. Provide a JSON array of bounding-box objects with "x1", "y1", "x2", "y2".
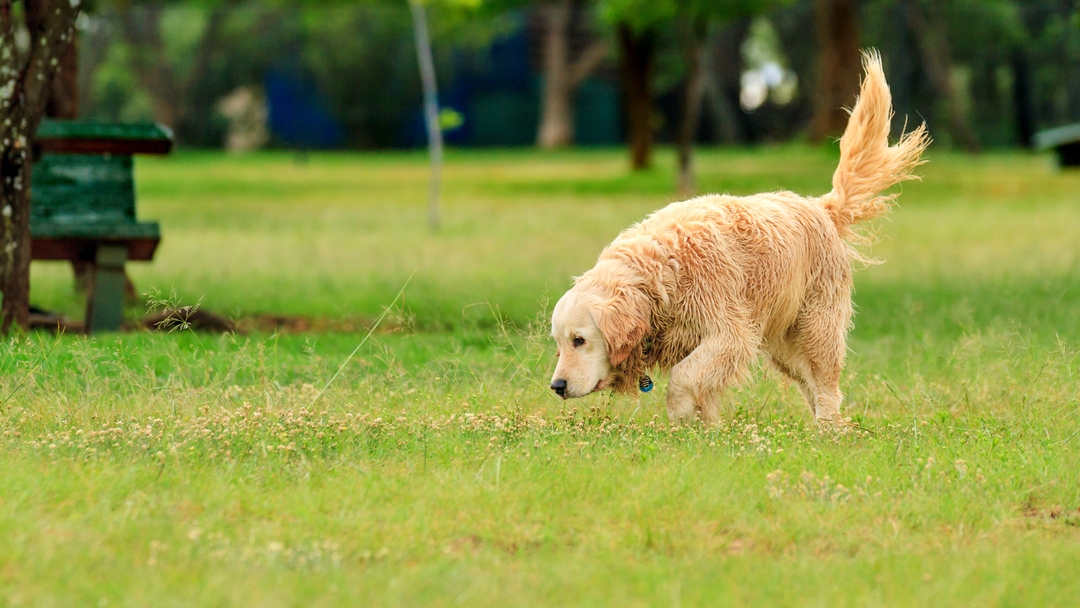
[{"x1": 822, "y1": 51, "x2": 930, "y2": 242}]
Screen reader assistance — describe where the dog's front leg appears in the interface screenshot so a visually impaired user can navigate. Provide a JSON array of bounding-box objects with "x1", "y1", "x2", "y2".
[{"x1": 666, "y1": 335, "x2": 755, "y2": 424}]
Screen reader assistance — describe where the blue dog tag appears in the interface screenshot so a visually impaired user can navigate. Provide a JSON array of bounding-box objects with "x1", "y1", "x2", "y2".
[{"x1": 639, "y1": 375, "x2": 654, "y2": 393}]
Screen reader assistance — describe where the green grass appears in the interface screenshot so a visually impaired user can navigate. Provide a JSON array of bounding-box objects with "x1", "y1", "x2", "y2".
[{"x1": 5, "y1": 146, "x2": 1080, "y2": 606}]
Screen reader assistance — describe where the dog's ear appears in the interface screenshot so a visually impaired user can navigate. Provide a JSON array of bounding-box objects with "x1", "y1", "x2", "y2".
[{"x1": 591, "y1": 288, "x2": 651, "y2": 368}]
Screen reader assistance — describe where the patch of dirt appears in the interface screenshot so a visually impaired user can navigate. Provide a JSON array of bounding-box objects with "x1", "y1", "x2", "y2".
[
  {"x1": 726, "y1": 538, "x2": 750, "y2": 555},
  {"x1": 145, "y1": 308, "x2": 236, "y2": 333},
  {"x1": 442, "y1": 535, "x2": 483, "y2": 556},
  {"x1": 1021, "y1": 503, "x2": 1080, "y2": 525},
  {"x1": 28, "y1": 307, "x2": 82, "y2": 334},
  {"x1": 28, "y1": 305, "x2": 399, "y2": 336},
  {"x1": 233, "y1": 314, "x2": 403, "y2": 335}
]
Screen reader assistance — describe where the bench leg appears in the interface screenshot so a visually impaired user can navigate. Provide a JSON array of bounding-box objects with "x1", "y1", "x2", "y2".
[
  {"x1": 73, "y1": 260, "x2": 138, "y2": 301},
  {"x1": 85, "y1": 245, "x2": 129, "y2": 333}
]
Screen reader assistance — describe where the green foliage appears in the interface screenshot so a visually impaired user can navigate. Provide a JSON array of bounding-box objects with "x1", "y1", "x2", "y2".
[
  {"x1": 89, "y1": 43, "x2": 158, "y2": 122},
  {"x1": 600, "y1": 0, "x2": 677, "y2": 33},
  {"x1": 601, "y1": 0, "x2": 791, "y2": 33}
]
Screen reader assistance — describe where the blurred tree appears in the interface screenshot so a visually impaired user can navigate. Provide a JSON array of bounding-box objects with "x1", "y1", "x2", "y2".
[
  {"x1": 938, "y1": 0, "x2": 1026, "y2": 148},
  {"x1": 535, "y1": 0, "x2": 608, "y2": 149},
  {"x1": 900, "y1": 0, "x2": 980, "y2": 152},
  {"x1": 0, "y1": 0, "x2": 81, "y2": 332},
  {"x1": 674, "y1": 11, "x2": 708, "y2": 193},
  {"x1": 807, "y1": 0, "x2": 859, "y2": 142},
  {"x1": 771, "y1": 1, "x2": 815, "y2": 138},
  {"x1": 38, "y1": 6, "x2": 78, "y2": 118},
  {"x1": 700, "y1": 17, "x2": 751, "y2": 145},
  {"x1": 999, "y1": 0, "x2": 1080, "y2": 144},
  {"x1": 602, "y1": 0, "x2": 786, "y2": 175},
  {"x1": 673, "y1": 0, "x2": 789, "y2": 194},
  {"x1": 616, "y1": 22, "x2": 657, "y2": 168},
  {"x1": 603, "y1": 0, "x2": 674, "y2": 169},
  {"x1": 409, "y1": 0, "x2": 441, "y2": 230},
  {"x1": 111, "y1": 3, "x2": 225, "y2": 143}
]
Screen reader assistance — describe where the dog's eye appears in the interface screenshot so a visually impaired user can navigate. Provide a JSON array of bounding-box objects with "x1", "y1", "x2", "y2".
[{"x1": 572, "y1": 336, "x2": 585, "y2": 347}]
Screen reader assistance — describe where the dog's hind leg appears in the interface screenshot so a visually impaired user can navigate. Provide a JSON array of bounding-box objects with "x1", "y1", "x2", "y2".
[
  {"x1": 666, "y1": 329, "x2": 757, "y2": 424},
  {"x1": 795, "y1": 304, "x2": 851, "y2": 424},
  {"x1": 767, "y1": 351, "x2": 817, "y2": 415}
]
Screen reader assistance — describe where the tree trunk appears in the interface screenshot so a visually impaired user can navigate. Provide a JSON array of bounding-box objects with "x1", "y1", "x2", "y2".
[
  {"x1": 0, "y1": 0, "x2": 80, "y2": 333},
  {"x1": 0, "y1": 144, "x2": 33, "y2": 334},
  {"x1": 409, "y1": 0, "x2": 442, "y2": 232},
  {"x1": 26, "y1": 0, "x2": 78, "y2": 119},
  {"x1": 809, "y1": 0, "x2": 862, "y2": 142},
  {"x1": 537, "y1": 0, "x2": 573, "y2": 149},
  {"x1": 902, "y1": 0, "x2": 980, "y2": 152},
  {"x1": 701, "y1": 19, "x2": 751, "y2": 145},
  {"x1": 1011, "y1": 48, "x2": 1034, "y2": 148},
  {"x1": 536, "y1": 0, "x2": 607, "y2": 149},
  {"x1": 773, "y1": 4, "x2": 817, "y2": 137},
  {"x1": 33, "y1": 8, "x2": 98, "y2": 298},
  {"x1": 618, "y1": 23, "x2": 655, "y2": 171},
  {"x1": 45, "y1": 33, "x2": 78, "y2": 119},
  {"x1": 677, "y1": 18, "x2": 706, "y2": 197}
]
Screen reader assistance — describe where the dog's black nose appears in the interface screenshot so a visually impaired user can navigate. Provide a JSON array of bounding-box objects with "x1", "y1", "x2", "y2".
[{"x1": 551, "y1": 379, "x2": 568, "y2": 397}]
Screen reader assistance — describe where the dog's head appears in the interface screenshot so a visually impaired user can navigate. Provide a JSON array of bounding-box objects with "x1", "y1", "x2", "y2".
[{"x1": 549, "y1": 278, "x2": 651, "y2": 399}]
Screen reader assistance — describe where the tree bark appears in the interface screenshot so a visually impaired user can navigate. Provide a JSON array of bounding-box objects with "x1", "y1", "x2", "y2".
[
  {"x1": 45, "y1": 33, "x2": 78, "y2": 119},
  {"x1": 618, "y1": 23, "x2": 655, "y2": 171},
  {"x1": 808, "y1": 0, "x2": 862, "y2": 142},
  {"x1": 677, "y1": 18, "x2": 706, "y2": 197},
  {"x1": 25, "y1": 0, "x2": 77, "y2": 119},
  {"x1": 536, "y1": 0, "x2": 606, "y2": 149},
  {"x1": 0, "y1": 141, "x2": 33, "y2": 334},
  {"x1": 902, "y1": 0, "x2": 980, "y2": 152},
  {"x1": 0, "y1": 0, "x2": 81, "y2": 333}
]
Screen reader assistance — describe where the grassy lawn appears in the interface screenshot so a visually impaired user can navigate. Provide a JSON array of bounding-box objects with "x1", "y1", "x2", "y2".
[{"x1": 4, "y1": 146, "x2": 1080, "y2": 606}]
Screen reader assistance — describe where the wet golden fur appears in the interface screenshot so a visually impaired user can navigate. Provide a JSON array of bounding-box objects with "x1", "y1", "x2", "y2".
[{"x1": 550, "y1": 52, "x2": 929, "y2": 423}]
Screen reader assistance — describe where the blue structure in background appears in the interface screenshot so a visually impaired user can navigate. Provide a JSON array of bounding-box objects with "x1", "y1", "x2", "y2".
[
  {"x1": 401, "y1": 13, "x2": 621, "y2": 148},
  {"x1": 265, "y1": 70, "x2": 346, "y2": 149},
  {"x1": 443, "y1": 17, "x2": 536, "y2": 147},
  {"x1": 266, "y1": 15, "x2": 619, "y2": 149}
]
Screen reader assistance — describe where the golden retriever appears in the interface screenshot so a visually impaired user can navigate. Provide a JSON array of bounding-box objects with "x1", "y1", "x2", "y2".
[{"x1": 549, "y1": 52, "x2": 929, "y2": 424}]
